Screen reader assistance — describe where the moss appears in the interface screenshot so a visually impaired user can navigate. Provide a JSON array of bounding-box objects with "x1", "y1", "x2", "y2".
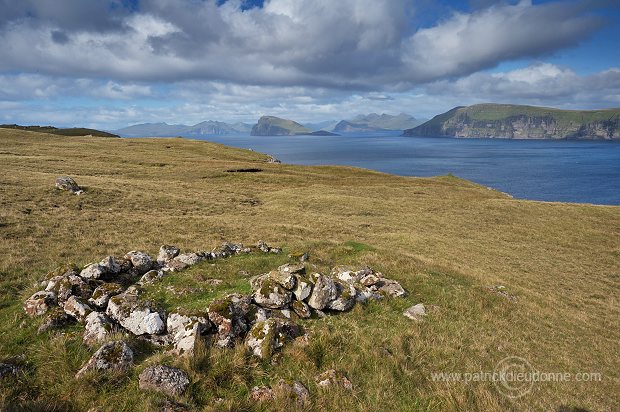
[{"x1": 208, "y1": 299, "x2": 232, "y2": 320}]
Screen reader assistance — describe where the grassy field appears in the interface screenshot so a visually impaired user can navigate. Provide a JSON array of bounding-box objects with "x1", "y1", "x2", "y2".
[{"x1": 0, "y1": 128, "x2": 618, "y2": 411}]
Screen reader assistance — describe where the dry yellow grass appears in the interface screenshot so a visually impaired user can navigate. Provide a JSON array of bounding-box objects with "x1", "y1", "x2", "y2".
[{"x1": 0, "y1": 129, "x2": 618, "y2": 411}]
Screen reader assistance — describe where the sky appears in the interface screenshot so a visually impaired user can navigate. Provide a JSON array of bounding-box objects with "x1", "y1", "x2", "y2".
[{"x1": 0, "y1": 0, "x2": 619, "y2": 130}]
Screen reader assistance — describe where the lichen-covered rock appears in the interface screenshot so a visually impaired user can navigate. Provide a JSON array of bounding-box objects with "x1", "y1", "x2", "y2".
[
  {"x1": 83, "y1": 312, "x2": 117, "y2": 345},
  {"x1": 253, "y1": 278, "x2": 293, "y2": 309},
  {"x1": 124, "y1": 251, "x2": 153, "y2": 276},
  {"x1": 307, "y1": 275, "x2": 337, "y2": 310},
  {"x1": 24, "y1": 291, "x2": 57, "y2": 316},
  {"x1": 257, "y1": 240, "x2": 281, "y2": 254},
  {"x1": 138, "y1": 270, "x2": 164, "y2": 285},
  {"x1": 157, "y1": 245, "x2": 180, "y2": 265},
  {"x1": 45, "y1": 274, "x2": 92, "y2": 303},
  {"x1": 207, "y1": 294, "x2": 253, "y2": 348},
  {"x1": 106, "y1": 292, "x2": 166, "y2": 335},
  {"x1": 89, "y1": 282, "x2": 124, "y2": 309},
  {"x1": 268, "y1": 270, "x2": 297, "y2": 290},
  {"x1": 55, "y1": 176, "x2": 83, "y2": 195},
  {"x1": 360, "y1": 273, "x2": 381, "y2": 287},
  {"x1": 99, "y1": 256, "x2": 121, "y2": 276},
  {"x1": 331, "y1": 265, "x2": 362, "y2": 284},
  {"x1": 326, "y1": 281, "x2": 357, "y2": 312},
  {"x1": 278, "y1": 263, "x2": 305, "y2": 276},
  {"x1": 246, "y1": 318, "x2": 278, "y2": 359},
  {"x1": 354, "y1": 287, "x2": 383, "y2": 303},
  {"x1": 76, "y1": 341, "x2": 133, "y2": 378},
  {"x1": 79, "y1": 263, "x2": 106, "y2": 280},
  {"x1": 37, "y1": 307, "x2": 75, "y2": 333},
  {"x1": 378, "y1": 279, "x2": 407, "y2": 297},
  {"x1": 171, "y1": 252, "x2": 204, "y2": 267},
  {"x1": 139, "y1": 365, "x2": 190, "y2": 397},
  {"x1": 249, "y1": 385, "x2": 275, "y2": 402},
  {"x1": 315, "y1": 369, "x2": 353, "y2": 390},
  {"x1": 63, "y1": 296, "x2": 93, "y2": 323},
  {"x1": 212, "y1": 242, "x2": 245, "y2": 259},
  {"x1": 403, "y1": 303, "x2": 427, "y2": 321},
  {"x1": 293, "y1": 275, "x2": 313, "y2": 301},
  {"x1": 291, "y1": 300, "x2": 311, "y2": 318},
  {"x1": 167, "y1": 312, "x2": 212, "y2": 356}
]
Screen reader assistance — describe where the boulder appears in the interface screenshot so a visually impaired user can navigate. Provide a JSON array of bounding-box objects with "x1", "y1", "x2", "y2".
[
  {"x1": 138, "y1": 270, "x2": 164, "y2": 285},
  {"x1": 291, "y1": 300, "x2": 311, "y2": 318},
  {"x1": 37, "y1": 307, "x2": 75, "y2": 334},
  {"x1": 354, "y1": 287, "x2": 383, "y2": 303},
  {"x1": 171, "y1": 252, "x2": 204, "y2": 267},
  {"x1": 331, "y1": 266, "x2": 362, "y2": 284},
  {"x1": 253, "y1": 278, "x2": 293, "y2": 309},
  {"x1": 79, "y1": 263, "x2": 106, "y2": 280},
  {"x1": 83, "y1": 312, "x2": 117, "y2": 345},
  {"x1": 106, "y1": 291, "x2": 166, "y2": 336},
  {"x1": 257, "y1": 240, "x2": 282, "y2": 254},
  {"x1": 89, "y1": 282, "x2": 124, "y2": 309},
  {"x1": 378, "y1": 279, "x2": 407, "y2": 297},
  {"x1": 45, "y1": 274, "x2": 92, "y2": 303},
  {"x1": 403, "y1": 303, "x2": 426, "y2": 322},
  {"x1": 124, "y1": 251, "x2": 153, "y2": 276},
  {"x1": 246, "y1": 318, "x2": 303, "y2": 360},
  {"x1": 307, "y1": 275, "x2": 337, "y2": 310},
  {"x1": 63, "y1": 296, "x2": 93, "y2": 323},
  {"x1": 268, "y1": 270, "x2": 296, "y2": 290},
  {"x1": 315, "y1": 369, "x2": 353, "y2": 390},
  {"x1": 24, "y1": 291, "x2": 57, "y2": 316},
  {"x1": 157, "y1": 245, "x2": 180, "y2": 265},
  {"x1": 138, "y1": 365, "x2": 190, "y2": 397},
  {"x1": 55, "y1": 176, "x2": 83, "y2": 195},
  {"x1": 207, "y1": 294, "x2": 253, "y2": 348},
  {"x1": 167, "y1": 312, "x2": 212, "y2": 356},
  {"x1": 277, "y1": 263, "x2": 305, "y2": 276},
  {"x1": 76, "y1": 341, "x2": 133, "y2": 378},
  {"x1": 326, "y1": 281, "x2": 357, "y2": 311},
  {"x1": 99, "y1": 256, "x2": 122, "y2": 276},
  {"x1": 293, "y1": 275, "x2": 313, "y2": 301}
]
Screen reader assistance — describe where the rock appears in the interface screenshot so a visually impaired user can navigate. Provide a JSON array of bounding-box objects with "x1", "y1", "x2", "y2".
[
  {"x1": 246, "y1": 318, "x2": 278, "y2": 359},
  {"x1": 275, "y1": 380, "x2": 310, "y2": 405},
  {"x1": 138, "y1": 365, "x2": 190, "y2": 397},
  {"x1": 268, "y1": 270, "x2": 297, "y2": 290},
  {"x1": 37, "y1": 307, "x2": 74, "y2": 333},
  {"x1": 164, "y1": 259, "x2": 189, "y2": 272},
  {"x1": 354, "y1": 287, "x2": 383, "y2": 303},
  {"x1": 293, "y1": 275, "x2": 313, "y2": 301},
  {"x1": 212, "y1": 242, "x2": 244, "y2": 259},
  {"x1": 124, "y1": 251, "x2": 153, "y2": 276},
  {"x1": 207, "y1": 294, "x2": 253, "y2": 348},
  {"x1": 291, "y1": 300, "x2": 311, "y2": 318},
  {"x1": 360, "y1": 273, "x2": 381, "y2": 287},
  {"x1": 24, "y1": 291, "x2": 57, "y2": 316},
  {"x1": 403, "y1": 303, "x2": 427, "y2": 321},
  {"x1": 45, "y1": 274, "x2": 92, "y2": 303},
  {"x1": 278, "y1": 263, "x2": 305, "y2": 276},
  {"x1": 55, "y1": 176, "x2": 83, "y2": 195},
  {"x1": 138, "y1": 270, "x2": 164, "y2": 285},
  {"x1": 331, "y1": 266, "x2": 361, "y2": 284},
  {"x1": 378, "y1": 279, "x2": 407, "y2": 297},
  {"x1": 89, "y1": 282, "x2": 124, "y2": 309},
  {"x1": 99, "y1": 256, "x2": 121, "y2": 276},
  {"x1": 326, "y1": 281, "x2": 357, "y2": 311},
  {"x1": 167, "y1": 312, "x2": 212, "y2": 356},
  {"x1": 249, "y1": 385, "x2": 275, "y2": 402},
  {"x1": 0, "y1": 363, "x2": 18, "y2": 379},
  {"x1": 83, "y1": 312, "x2": 117, "y2": 345},
  {"x1": 106, "y1": 292, "x2": 166, "y2": 336},
  {"x1": 288, "y1": 251, "x2": 309, "y2": 262},
  {"x1": 63, "y1": 296, "x2": 93, "y2": 323},
  {"x1": 79, "y1": 263, "x2": 107, "y2": 280},
  {"x1": 307, "y1": 275, "x2": 337, "y2": 310},
  {"x1": 76, "y1": 341, "x2": 133, "y2": 378},
  {"x1": 171, "y1": 252, "x2": 204, "y2": 267},
  {"x1": 257, "y1": 240, "x2": 281, "y2": 254},
  {"x1": 253, "y1": 278, "x2": 293, "y2": 309},
  {"x1": 157, "y1": 245, "x2": 180, "y2": 265},
  {"x1": 315, "y1": 369, "x2": 353, "y2": 390}
]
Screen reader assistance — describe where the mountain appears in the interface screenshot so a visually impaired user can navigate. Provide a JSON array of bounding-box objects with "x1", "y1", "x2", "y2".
[
  {"x1": 251, "y1": 116, "x2": 312, "y2": 136},
  {"x1": 115, "y1": 121, "x2": 252, "y2": 137},
  {"x1": 332, "y1": 113, "x2": 423, "y2": 133},
  {"x1": 404, "y1": 104, "x2": 620, "y2": 140},
  {"x1": 302, "y1": 120, "x2": 339, "y2": 131},
  {"x1": 0, "y1": 124, "x2": 119, "y2": 137}
]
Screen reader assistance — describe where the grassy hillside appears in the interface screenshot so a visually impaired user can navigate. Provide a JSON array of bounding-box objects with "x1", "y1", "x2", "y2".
[
  {"x1": 0, "y1": 124, "x2": 119, "y2": 138},
  {"x1": 0, "y1": 128, "x2": 618, "y2": 411}
]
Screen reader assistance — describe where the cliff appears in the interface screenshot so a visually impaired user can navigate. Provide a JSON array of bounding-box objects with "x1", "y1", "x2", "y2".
[{"x1": 403, "y1": 104, "x2": 620, "y2": 139}]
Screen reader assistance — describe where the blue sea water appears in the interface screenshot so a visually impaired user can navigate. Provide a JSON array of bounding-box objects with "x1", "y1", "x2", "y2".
[{"x1": 188, "y1": 134, "x2": 620, "y2": 206}]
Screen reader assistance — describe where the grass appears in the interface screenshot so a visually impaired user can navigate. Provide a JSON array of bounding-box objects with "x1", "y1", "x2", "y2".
[{"x1": 0, "y1": 128, "x2": 618, "y2": 411}]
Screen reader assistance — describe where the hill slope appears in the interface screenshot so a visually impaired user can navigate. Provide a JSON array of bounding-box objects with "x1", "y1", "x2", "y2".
[
  {"x1": 0, "y1": 128, "x2": 618, "y2": 411},
  {"x1": 251, "y1": 116, "x2": 312, "y2": 136},
  {"x1": 404, "y1": 104, "x2": 620, "y2": 139},
  {"x1": 0, "y1": 124, "x2": 119, "y2": 138},
  {"x1": 115, "y1": 121, "x2": 252, "y2": 137}
]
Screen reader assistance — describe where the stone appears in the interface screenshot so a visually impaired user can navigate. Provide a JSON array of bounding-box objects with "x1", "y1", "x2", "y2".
[
  {"x1": 249, "y1": 385, "x2": 275, "y2": 402},
  {"x1": 45, "y1": 274, "x2": 92, "y2": 303},
  {"x1": 157, "y1": 245, "x2": 180, "y2": 265},
  {"x1": 307, "y1": 275, "x2": 337, "y2": 310},
  {"x1": 315, "y1": 369, "x2": 353, "y2": 390},
  {"x1": 211, "y1": 242, "x2": 243, "y2": 259},
  {"x1": 275, "y1": 380, "x2": 310, "y2": 405},
  {"x1": 257, "y1": 240, "x2": 281, "y2": 254},
  {"x1": 99, "y1": 256, "x2": 121, "y2": 276},
  {"x1": 0, "y1": 363, "x2": 18, "y2": 379},
  {"x1": 24, "y1": 291, "x2": 57, "y2": 316},
  {"x1": 378, "y1": 279, "x2": 407, "y2": 298},
  {"x1": 76, "y1": 341, "x2": 133, "y2": 378},
  {"x1": 268, "y1": 270, "x2": 297, "y2": 290},
  {"x1": 83, "y1": 312, "x2": 117, "y2": 345},
  {"x1": 139, "y1": 365, "x2": 190, "y2": 397},
  {"x1": 106, "y1": 292, "x2": 166, "y2": 336},
  {"x1": 167, "y1": 312, "x2": 212, "y2": 356},
  {"x1": 246, "y1": 318, "x2": 278, "y2": 359},
  {"x1": 326, "y1": 281, "x2": 357, "y2": 311},
  {"x1": 403, "y1": 303, "x2": 427, "y2": 322},
  {"x1": 79, "y1": 263, "x2": 106, "y2": 280},
  {"x1": 63, "y1": 296, "x2": 93, "y2": 323},
  {"x1": 360, "y1": 273, "x2": 381, "y2": 287},
  {"x1": 207, "y1": 294, "x2": 253, "y2": 348},
  {"x1": 138, "y1": 270, "x2": 164, "y2": 285},
  {"x1": 55, "y1": 176, "x2": 83, "y2": 195},
  {"x1": 291, "y1": 300, "x2": 311, "y2": 318},
  {"x1": 253, "y1": 278, "x2": 293, "y2": 309},
  {"x1": 89, "y1": 282, "x2": 124, "y2": 309},
  {"x1": 293, "y1": 275, "x2": 313, "y2": 301},
  {"x1": 354, "y1": 287, "x2": 383, "y2": 303},
  {"x1": 278, "y1": 263, "x2": 305, "y2": 276},
  {"x1": 171, "y1": 253, "x2": 204, "y2": 267},
  {"x1": 164, "y1": 259, "x2": 189, "y2": 272},
  {"x1": 37, "y1": 307, "x2": 74, "y2": 334},
  {"x1": 331, "y1": 265, "x2": 361, "y2": 284},
  {"x1": 124, "y1": 251, "x2": 153, "y2": 276}
]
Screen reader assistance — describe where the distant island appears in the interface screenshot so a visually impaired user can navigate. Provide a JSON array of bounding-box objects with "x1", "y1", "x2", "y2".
[
  {"x1": 403, "y1": 104, "x2": 620, "y2": 140},
  {"x1": 114, "y1": 121, "x2": 252, "y2": 137},
  {"x1": 0, "y1": 124, "x2": 119, "y2": 138},
  {"x1": 251, "y1": 116, "x2": 340, "y2": 136}
]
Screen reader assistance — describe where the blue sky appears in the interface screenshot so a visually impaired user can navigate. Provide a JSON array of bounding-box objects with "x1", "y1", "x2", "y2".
[{"x1": 0, "y1": 0, "x2": 618, "y2": 129}]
